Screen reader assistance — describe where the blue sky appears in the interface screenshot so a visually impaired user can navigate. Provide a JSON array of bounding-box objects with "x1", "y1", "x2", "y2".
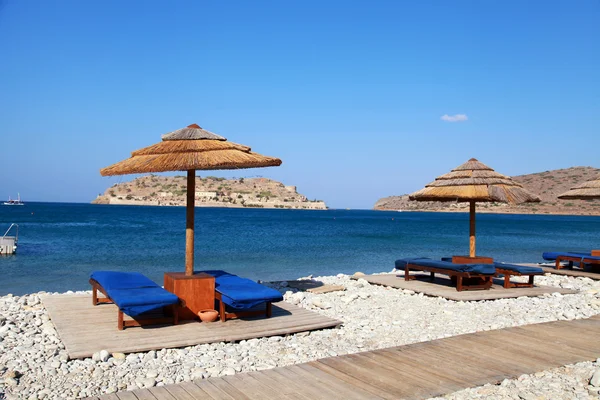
[{"x1": 1, "y1": 1, "x2": 598, "y2": 209}]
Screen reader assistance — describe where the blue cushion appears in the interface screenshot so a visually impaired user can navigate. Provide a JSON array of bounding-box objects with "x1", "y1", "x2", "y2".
[
  {"x1": 583, "y1": 255, "x2": 600, "y2": 262},
  {"x1": 542, "y1": 252, "x2": 590, "y2": 261},
  {"x1": 91, "y1": 271, "x2": 179, "y2": 317},
  {"x1": 493, "y1": 262, "x2": 543, "y2": 275},
  {"x1": 395, "y1": 258, "x2": 495, "y2": 275},
  {"x1": 202, "y1": 270, "x2": 283, "y2": 310}
]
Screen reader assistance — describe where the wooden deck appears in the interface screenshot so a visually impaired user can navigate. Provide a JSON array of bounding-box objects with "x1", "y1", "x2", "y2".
[
  {"x1": 43, "y1": 295, "x2": 341, "y2": 359},
  {"x1": 355, "y1": 273, "x2": 576, "y2": 301},
  {"x1": 92, "y1": 315, "x2": 600, "y2": 400},
  {"x1": 536, "y1": 264, "x2": 600, "y2": 280}
]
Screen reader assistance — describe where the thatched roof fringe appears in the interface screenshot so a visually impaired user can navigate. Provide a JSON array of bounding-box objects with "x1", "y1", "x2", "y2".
[
  {"x1": 557, "y1": 176, "x2": 600, "y2": 200},
  {"x1": 408, "y1": 158, "x2": 540, "y2": 204},
  {"x1": 101, "y1": 150, "x2": 281, "y2": 176},
  {"x1": 131, "y1": 140, "x2": 250, "y2": 156},
  {"x1": 409, "y1": 184, "x2": 540, "y2": 203},
  {"x1": 426, "y1": 178, "x2": 519, "y2": 187},
  {"x1": 436, "y1": 170, "x2": 512, "y2": 180}
]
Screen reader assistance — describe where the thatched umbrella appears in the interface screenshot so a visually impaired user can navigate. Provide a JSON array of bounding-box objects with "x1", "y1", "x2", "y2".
[
  {"x1": 409, "y1": 158, "x2": 540, "y2": 258},
  {"x1": 558, "y1": 177, "x2": 600, "y2": 200},
  {"x1": 101, "y1": 123, "x2": 282, "y2": 276}
]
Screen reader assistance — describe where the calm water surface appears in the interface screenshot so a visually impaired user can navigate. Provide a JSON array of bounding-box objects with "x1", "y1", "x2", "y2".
[{"x1": 1, "y1": 202, "x2": 599, "y2": 295}]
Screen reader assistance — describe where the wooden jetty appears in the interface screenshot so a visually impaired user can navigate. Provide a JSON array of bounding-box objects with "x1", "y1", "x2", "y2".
[
  {"x1": 42, "y1": 295, "x2": 341, "y2": 359},
  {"x1": 92, "y1": 315, "x2": 600, "y2": 399}
]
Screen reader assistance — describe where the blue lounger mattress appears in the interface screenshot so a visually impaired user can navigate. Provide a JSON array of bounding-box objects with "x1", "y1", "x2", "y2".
[
  {"x1": 493, "y1": 262, "x2": 543, "y2": 275},
  {"x1": 203, "y1": 270, "x2": 283, "y2": 310},
  {"x1": 395, "y1": 258, "x2": 495, "y2": 275},
  {"x1": 440, "y1": 258, "x2": 543, "y2": 275},
  {"x1": 90, "y1": 271, "x2": 179, "y2": 317},
  {"x1": 542, "y1": 252, "x2": 591, "y2": 261}
]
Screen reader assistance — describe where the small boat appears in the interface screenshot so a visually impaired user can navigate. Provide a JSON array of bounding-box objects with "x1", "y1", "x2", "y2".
[
  {"x1": 3, "y1": 193, "x2": 24, "y2": 206},
  {"x1": 0, "y1": 223, "x2": 18, "y2": 255}
]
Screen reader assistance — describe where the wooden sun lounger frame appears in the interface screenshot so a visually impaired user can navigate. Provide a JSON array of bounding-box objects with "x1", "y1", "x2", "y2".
[
  {"x1": 403, "y1": 262, "x2": 493, "y2": 291},
  {"x1": 554, "y1": 255, "x2": 587, "y2": 270},
  {"x1": 494, "y1": 268, "x2": 541, "y2": 289},
  {"x1": 215, "y1": 291, "x2": 273, "y2": 322},
  {"x1": 90, "y1": 278, "x2": 180, "y2": 330}
]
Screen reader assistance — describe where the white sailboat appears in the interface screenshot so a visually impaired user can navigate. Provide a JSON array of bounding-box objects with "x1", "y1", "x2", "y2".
[{"x1": 3, "y1": 193, "x2": 24, "y2": 206}]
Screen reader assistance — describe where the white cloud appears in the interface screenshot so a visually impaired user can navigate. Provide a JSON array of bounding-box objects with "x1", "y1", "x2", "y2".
[{"x1": 441, "y1": 114, "x2": 468, "y2": 122}]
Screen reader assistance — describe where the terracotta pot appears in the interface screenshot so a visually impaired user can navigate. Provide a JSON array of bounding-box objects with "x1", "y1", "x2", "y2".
[{"x1": 198, "y1": 309, "x2": 218, "y2": 323}]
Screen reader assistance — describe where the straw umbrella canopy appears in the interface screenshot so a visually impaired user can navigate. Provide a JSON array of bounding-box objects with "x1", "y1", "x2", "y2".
[
  {"x1": 408, "y1": 158, "x2": 540, "y2": 257},
  {"x1": 558, "y1": 177, "x2": 600, "y2": 200},
  {"x1": 101, "y1": 123, "x2": 282, "y2": 276}
]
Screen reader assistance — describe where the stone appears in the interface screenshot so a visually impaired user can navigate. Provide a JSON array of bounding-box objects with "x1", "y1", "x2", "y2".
[
  {"x1": 99, "y1": 350, "x2": 110, "y2": 362},
  {"x1": 590, "y1": 368, "x2": 600, "y2": 387},
  {"x1": 112, "y1": 352, "x2": 126, "y2": 360}
]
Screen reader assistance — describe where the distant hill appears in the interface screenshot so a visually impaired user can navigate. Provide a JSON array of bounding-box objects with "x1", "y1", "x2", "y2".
[
  {"x1": 93, "y1": 175, "x2": 327, "y2": 210},
  {"x1": 374, "y1": 166, "x2": 600, "y2": 215}
]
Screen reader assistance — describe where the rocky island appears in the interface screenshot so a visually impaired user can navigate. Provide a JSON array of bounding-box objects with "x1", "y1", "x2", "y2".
[
  {"x1": 375, "y1": 166, "x2": 600, "y2": 215},
  {"x1": 93, "y1": 175, "x2": 327, "y2": 210}
]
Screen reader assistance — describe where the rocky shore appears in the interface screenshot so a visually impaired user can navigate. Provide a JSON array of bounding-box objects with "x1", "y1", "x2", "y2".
[{"x1": 2, "y1": 272, "x2": 600, "y2": 399}]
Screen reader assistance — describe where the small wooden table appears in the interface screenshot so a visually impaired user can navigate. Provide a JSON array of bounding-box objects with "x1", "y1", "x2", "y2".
[
  {"x1": 452, "y1": 255, "x2": 494, "y2": 264},
  {"x1": 164, "y1": 272, "x2": 215, "y2": 321}
]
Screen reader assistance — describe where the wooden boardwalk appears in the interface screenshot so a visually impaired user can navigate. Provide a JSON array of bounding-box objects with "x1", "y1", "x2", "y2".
[
  {"x1": 43, "y1": 295, "x2": 341, "y2": 359},
  {"x1": 356, "y1": 273, "x2": 576, "y2": 301},
  {"x1": 93, "y1": 315, "x2": 600, "y2": 400}
]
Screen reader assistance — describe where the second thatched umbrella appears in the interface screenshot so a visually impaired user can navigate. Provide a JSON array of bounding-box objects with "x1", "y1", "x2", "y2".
[
  {"x1": 101, "y1": 123, "x2": 282, "y2": 276},
  {"x1": 409, "y1": 158, "x2": 540, "y2": 258},
  {"x1": 558, "y1": 177, "x2": 600, "y2": 200}
]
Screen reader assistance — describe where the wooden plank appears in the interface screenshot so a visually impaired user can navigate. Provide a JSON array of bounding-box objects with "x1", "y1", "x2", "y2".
[
  {"x1": 317, "y1": 354, "x2": 416, "y2": 398},
  {"x1": 295, "y1": 363, "x2": 382, "y2": 400},
  {"x1": 193, "y1": 379, "x2": 237, "y2": 400},
  {"x1": 176, "y1": 382, "x2": 213, "y2": 400},
  {"x1": 272, "y1": 366, "x2": 348, "y2": 400},
  {"x1": 246, "y1": 370, "x2": 314, "y2": 400},
  {"x1": 131, "y1": 389, "x2": 157, "y2": 400},
  {"x1": 163, "y1": 385, "x2": 197, "y2": 400},
  {"x1": 144, "y1": 387, "x2": 175, "y2": 400},
  {"x1": 223, "y1": 374, "x2": 279, "y2": 400},
  {"x1": 310, "y1": 359, "x2": 400, "y2": 400},
  {"x1": 114, "y1": 391, "x2": 140, "y2": 400},
  {"x1": 200, "y1": 378, "x2": 251, "y2": 400}
]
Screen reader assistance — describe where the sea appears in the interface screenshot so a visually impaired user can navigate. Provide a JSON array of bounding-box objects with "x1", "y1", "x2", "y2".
[{"x1": 1, "y1": 202, "x2": 599, "y2": 296}]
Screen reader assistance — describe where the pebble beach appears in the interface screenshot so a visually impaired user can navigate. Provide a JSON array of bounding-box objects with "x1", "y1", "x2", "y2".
[{"x1": 2, "y1": 272, "x2": 600, "y2": 399}]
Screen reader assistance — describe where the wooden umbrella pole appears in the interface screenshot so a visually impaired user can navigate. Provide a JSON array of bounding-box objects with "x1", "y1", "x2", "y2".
[
  {"x1": 185, "y1": 170, "x2": 195, "y2": 276},
  {"x1": 469, "y1": 201, "x2": 476, "y2": 257}
]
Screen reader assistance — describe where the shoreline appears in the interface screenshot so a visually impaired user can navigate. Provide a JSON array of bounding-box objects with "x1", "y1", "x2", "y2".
[
  {"x1": 374, "y1": 208, "x2": 600, "y2": 217},
  {"x1": 2, "y1": 271, "x2": 600, "y2": 399}
]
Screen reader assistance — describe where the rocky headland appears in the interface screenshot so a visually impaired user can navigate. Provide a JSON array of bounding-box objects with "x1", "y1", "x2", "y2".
[
  {"x1": 375, "y1": 166, "x2": 600, "y2": 215},
  {"x1": 93, "y1": 175, "x2": 327, "y2": 210}
]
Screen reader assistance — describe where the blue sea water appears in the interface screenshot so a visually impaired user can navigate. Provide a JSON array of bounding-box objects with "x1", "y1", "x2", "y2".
[{"x1": 1, "y1": 202, "x2": 599, "y2": 296}]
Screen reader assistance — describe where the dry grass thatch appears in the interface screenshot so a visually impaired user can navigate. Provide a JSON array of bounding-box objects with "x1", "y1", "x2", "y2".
[
  {"x1": 409, "y1": 158, "x2": 541, "y2": 204},
  {"x1": 101, "y1": 124, "x2": 281, "y2": 176},
  {"x1": 558, "y1": 177, "x2": 600, "y2": 200}
]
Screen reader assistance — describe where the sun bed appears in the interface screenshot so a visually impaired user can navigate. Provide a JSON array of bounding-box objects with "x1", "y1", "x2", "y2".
[
  {"x1": 441, "y1": 257, "x2": 544, "y2": 288},
  {"x1": 493, "y1": 262, "x2": 544, "y2": 288},
  {"x1": 90, "y1": 271, "x2": 180, "y2": 330},
  {"x1": 202, "y1": 270, "x2": 284, "y2": 322},
  {"x1": 542, "y1": 252, "x2": 593, "y2": 269},
  {"x1": 395, "y1": 258, "x2": 495, "y2": 291}
]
